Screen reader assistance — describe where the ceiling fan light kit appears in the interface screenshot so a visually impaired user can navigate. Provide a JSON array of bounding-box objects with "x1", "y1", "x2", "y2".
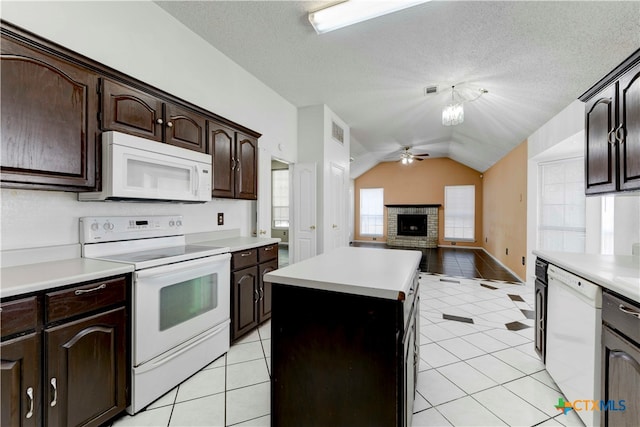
[{"x1": 308, "y1": 0, "x2": 431, "y2": 34}]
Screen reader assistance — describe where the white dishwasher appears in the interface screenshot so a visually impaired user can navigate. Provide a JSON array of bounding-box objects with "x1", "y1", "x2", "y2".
[{"x1": 546, "y1": 264, "x2": 602, "y2": 427}]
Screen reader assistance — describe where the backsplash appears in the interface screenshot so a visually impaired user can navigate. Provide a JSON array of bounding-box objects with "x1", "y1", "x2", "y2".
[{"x1": 0, "y1": 188, "x2": 255, "y2": 251}]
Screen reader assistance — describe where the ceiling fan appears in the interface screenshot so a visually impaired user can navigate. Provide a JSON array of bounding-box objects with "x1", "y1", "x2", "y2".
[{"x1": 399, "y1": 147, "x2": 429, "y2": 164}]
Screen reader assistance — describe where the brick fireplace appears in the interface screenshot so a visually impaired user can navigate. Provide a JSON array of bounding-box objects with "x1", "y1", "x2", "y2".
[{"x1": 385, "y1": 204, "x2": 440, "y2": 248}]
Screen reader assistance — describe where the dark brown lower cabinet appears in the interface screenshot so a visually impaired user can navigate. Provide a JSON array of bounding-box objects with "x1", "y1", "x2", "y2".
[
  {"x1": 45, "y1": 307, "x2": 127, "y2": 427},
  {"x1": 230, "y1": 244, "x2": 278, "y2": 342},
  {"x1": 1, "y1": 333, "x2": 40, "y2": 427},
  {"x1": 1, "y1": 275, "x2": 129, "y2": 427},
  {"x1": 232, "y1": 266, "x2": 260, "y2": 339},
  {"x1": 601, "y1": 290, "x2": 640, "y2": 427},
  {"x1": 534, "y1": 278, "x2": 547, "y2": 362},
  {"x1": 271, "y1": 279, "x2": 420, "y2": 427}
]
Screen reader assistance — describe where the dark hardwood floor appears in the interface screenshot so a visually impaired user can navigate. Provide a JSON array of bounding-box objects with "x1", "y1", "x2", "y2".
[{"x1": 350, "y1": 242, "x2": 521, "y2": 283}]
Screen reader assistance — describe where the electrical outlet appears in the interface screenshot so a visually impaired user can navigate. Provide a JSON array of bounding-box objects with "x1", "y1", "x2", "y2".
[
  {"x1": 217, "y1": 212, "x2": 224, "y2": 226},
  {"x1": 485, "y1": 237, "x2": 488, "y2": 243},
  {"x1": 522, "y1": 256, "x2": 526, "y2": 265},
  {"x1": 506, "y1": 248, "x2": 509, "y2": 255},
  {"x1": 372, "y1": 237, "x2": 377, "y2": 241}
]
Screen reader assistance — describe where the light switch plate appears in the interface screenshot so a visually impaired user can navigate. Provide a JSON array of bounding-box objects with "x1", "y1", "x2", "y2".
[{"x1": 217, "y1": 213, "x2": 224, "y2": 226}]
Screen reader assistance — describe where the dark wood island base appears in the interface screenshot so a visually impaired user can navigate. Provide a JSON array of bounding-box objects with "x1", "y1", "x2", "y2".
[{"x1": 270, "y1": 277, "x2": 420, "y2": 427}]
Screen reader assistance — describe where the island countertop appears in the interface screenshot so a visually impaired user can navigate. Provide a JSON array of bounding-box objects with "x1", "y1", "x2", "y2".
[{"x1": 263, "y1": 246, "x2": 422, "y2": 300}]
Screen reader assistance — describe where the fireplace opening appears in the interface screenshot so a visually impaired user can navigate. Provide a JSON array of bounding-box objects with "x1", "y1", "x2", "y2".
[{"x1": 397, "y1": 214, "x2": 428, "y2": 237}]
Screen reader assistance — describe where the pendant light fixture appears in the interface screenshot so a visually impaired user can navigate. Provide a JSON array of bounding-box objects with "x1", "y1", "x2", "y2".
[
  {"x1": 441, "y1": 85, "x2": 488, "y2": 126},
  {"x1": 442, "y1": 86, "x2": 463, "y2": 126}
]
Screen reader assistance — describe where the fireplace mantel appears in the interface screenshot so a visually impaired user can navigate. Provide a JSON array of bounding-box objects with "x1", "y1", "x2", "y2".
[{"x1": 384, "y1": 204, "x2": 441, "y2": 208}]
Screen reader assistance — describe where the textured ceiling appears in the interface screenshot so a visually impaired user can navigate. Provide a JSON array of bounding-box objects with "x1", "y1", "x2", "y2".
[{"x1": 155, "y1": 1, "x2": 640, "y2": 177}]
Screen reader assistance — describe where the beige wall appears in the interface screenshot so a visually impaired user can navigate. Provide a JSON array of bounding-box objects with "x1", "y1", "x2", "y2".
[
  {"x1": 482, "y1": 140, "x2": 528, "y2": 280},
  {"x1": 354, "y1": 158, "x2": 484, "y2": 246}
]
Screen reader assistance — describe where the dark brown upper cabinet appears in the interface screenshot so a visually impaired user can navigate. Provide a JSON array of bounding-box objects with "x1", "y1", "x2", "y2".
[
  {"x1": 581, "y1": 49, "x2": 640, "y2": 195},
  {"x1": 208, "y1": 121, "x2": 258, "y2": 200},
  {"x1": 0, "y1": 32, "x2": 97, "y2": 191},
  {"x1": 101, "y1": 78, "x2": 206, "y2": 153},
  {"x1": 1, "y1": 20, "x2": 260, "y2": 193}
]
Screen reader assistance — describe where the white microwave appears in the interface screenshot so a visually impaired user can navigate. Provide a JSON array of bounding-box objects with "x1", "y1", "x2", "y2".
[{"x1": 79, "y1": 131, "x2": 212, "y2": 203}]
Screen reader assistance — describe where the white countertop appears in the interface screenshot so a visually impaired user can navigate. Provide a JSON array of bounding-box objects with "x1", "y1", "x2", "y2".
[
  {"x1": 1, "y1": 258, "x2": 133, "y2": 299},
  {"x1": 533, "y1": 250, "x2": 640, "y2": 303},
  {"x1": 263, "y1": 246, "x2": 422, "y2": 300},
  {"x1": 194, "y1": 236, "x2": 281, "y2": 252}
]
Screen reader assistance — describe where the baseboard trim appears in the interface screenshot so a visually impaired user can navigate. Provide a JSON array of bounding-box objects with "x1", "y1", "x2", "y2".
[{"x1": 480, "y1": 248, "x2": 525, "y2": 283}]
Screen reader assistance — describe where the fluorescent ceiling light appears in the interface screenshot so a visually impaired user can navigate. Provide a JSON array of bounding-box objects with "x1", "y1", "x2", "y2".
[{"x1": 309, "y1": 0, "x2": 431, "y2": 34}]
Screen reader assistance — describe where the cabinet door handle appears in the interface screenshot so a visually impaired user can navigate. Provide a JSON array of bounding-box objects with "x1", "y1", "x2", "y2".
[
  {"x1": 50, "y1": 378, "x2": 57, "y2": 407},
  {"x1": 616, "y1": 124, "x2": 626, "y2": 144},
  {"x1": 264, "y1": 246, "x2": 274, "y2": 251},
  {"x1": 259, "y1": 287, "x2": 264, "y2": 301},
  {"x1": 309, "y1": 225, "x2": 316, "y2": 230},
  {"x1": 166, "y1": 121, "x2": 173, "y2": 128},
  {"x1": 254, "y1": 289, "x2": 260, "y2": 303},
  {"x1": 607, "y1": 128, "x2": 617, "y2": 145},
  {"x1": 619, "y1": 304, "x2": 640, "y2": 319},
  {"x1": 156, "y1": 118, "x2": 163, "y2": 125},
  {"x1": 236, "y1": 160, "x2": 241, "y2": 172},
  {"x1": 26, "y1": 387, "x2": 34, "y2": 418},
  {"x1": 240, "y1": 252, "x2": 252, "y2": 257},
  {"x1": 231, "y1": 158, "x2": 236, "y2": 170},
  {"x1": 74, "y1": 283, "x2": 106, "y2": 295}
]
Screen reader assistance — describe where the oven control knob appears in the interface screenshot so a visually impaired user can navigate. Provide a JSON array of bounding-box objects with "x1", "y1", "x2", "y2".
[
  {"x1": 176, "y1": 220, "x2": 182, "y2": 227},
  {"x1": 91, "y1": 222, "x2": 99, "y2": 231},
  {"x1": 103, "y1": 222, "x2": 114, "y2": 231},
  {"x1": 169, "y1": 220, "x2": 175, "y2": 227}
]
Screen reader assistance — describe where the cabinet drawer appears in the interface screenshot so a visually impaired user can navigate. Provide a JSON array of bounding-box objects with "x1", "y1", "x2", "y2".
[
  {"x1": 45, "y1": 276, "x2": 127, "y2": 323},
  {"x1": 603, "y1": 291, "x2": 640, "y2": 344},
  {"x1": 0, "y1": 296, "x2": 38, "y2": 338},
  {"x1": 232, "y1": 249, "x2": 258, "y2": 270},
  {"x1": 258, "y1": 244, "x2": 278, "y2": 263}
]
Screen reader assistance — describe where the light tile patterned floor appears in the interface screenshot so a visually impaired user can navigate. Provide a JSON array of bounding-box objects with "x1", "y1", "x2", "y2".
[{"x1": 107, "y1": 273, "x2": 586, "y2": 427}]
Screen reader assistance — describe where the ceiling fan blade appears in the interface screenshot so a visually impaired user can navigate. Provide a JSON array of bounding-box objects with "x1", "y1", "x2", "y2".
[
  {"x1": 413, "y1": 153, "x2": 430, "y2": 157},
  {"x1": 414, "y1": 157, "x2": 424, "y2": 161}
]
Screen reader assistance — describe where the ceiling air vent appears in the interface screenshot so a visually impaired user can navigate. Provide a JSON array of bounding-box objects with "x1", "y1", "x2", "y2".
[
  {"x1": 332, "y1": 121, "x2": 344, "y2": 144},
  {"x1": 424, "y1": 85, "x2": 438, "y2": 96}
]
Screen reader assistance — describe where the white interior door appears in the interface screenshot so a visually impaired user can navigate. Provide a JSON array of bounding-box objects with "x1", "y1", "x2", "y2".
[
  {"x1": 327, "y1": 162, "x2": 346, "y2": 252},
  {"x1": 256, "y1": 147, "x2": 271, "y2": 238},
  {"x1": 291, "y1": 162, "x2": 317, "y2": 263}
]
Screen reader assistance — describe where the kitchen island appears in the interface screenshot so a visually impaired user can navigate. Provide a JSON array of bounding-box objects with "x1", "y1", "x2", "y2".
[{"x1": 263, "y1": 246, "x2": 422, "y2": 427}]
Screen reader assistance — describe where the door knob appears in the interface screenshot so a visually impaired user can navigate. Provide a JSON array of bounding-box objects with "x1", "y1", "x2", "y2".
[
  {"x1": 310, "y1": 225, "x2": 316, "y2": 230},
  {"x1": 259, "y1": 230, "x2": 266, "y2": 235},
  {"x1": 332, "y1": 224, "x2": 338, "y2": 229}
]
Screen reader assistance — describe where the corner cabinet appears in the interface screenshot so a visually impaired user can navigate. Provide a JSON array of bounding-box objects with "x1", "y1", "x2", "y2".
[
  {"x1": 230, "y1": 243, "x2": 278, "y2": 342},
  {"x1": 208, "y1": 120, "x2": 258, "y2": 200},
  {"x1": 0, "y1": 27, "x2": 97, "y2": 191},
  {"x1": 601, "y1": 290, "x2": 640, "y2": 427},
  {"x1": 581, "y1": 49, "x2": 640, "y2": 194},
  {"x1": 270, "y1": 273, "x2": 420, "y2": 427},
  {"x1": 1, "y1": 275, "x2": 129, "y2": 427}
]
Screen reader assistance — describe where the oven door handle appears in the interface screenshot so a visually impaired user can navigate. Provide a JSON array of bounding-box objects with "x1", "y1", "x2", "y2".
[{"x1": 135, "y1": 253, "x2": 230, "y2": 280}]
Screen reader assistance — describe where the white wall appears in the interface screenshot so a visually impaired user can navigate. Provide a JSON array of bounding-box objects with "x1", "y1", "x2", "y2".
[{"x1": 1, "y1": 1, "x2": 298, "y2": 251}]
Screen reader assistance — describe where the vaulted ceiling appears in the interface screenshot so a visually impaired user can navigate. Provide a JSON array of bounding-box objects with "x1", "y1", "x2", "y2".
[{"x1": 155, "y1": 1, "x2": 640, "y2": 177}]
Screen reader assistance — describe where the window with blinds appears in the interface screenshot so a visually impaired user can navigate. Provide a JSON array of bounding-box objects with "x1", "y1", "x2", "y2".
[
  {"x1": 444, "y1": 185, "x2": 475, "y2": 241},
  {"x1": 538, "y1": 158, "x2": 585, "y2": 252},
  {"x1": 360, "y1": 188, "x2": 384, "y2": 236}
]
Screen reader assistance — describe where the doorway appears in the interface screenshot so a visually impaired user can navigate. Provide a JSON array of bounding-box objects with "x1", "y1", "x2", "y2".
[{"x1": 271, "y1": 159, "x2": 290, "y2": 266}]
